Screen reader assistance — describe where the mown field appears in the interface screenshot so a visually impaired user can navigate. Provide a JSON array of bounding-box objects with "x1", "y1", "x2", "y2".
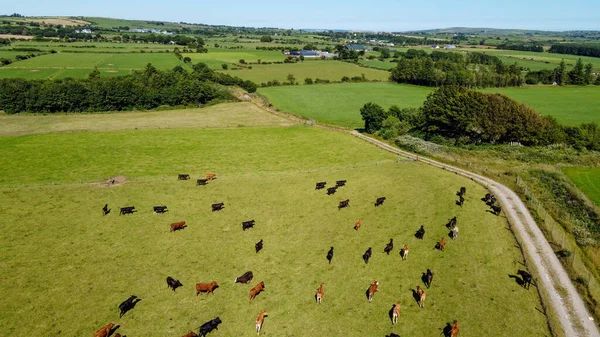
[
  {"x1": 221, "y1": 61, "x2": 390, "y2": 85},
  {"x1": 183, "y1": 49, "x2": 288, "y2": 69},
  {"x1": 0, "y1": 52, "x2": 187, "y2": 79},
  {"x1": 259, "y1": 83, "x2": 432, "y2": 128},
  {"x1": 261, "y1": 82, "x2": 599, "y2": 128},
  {"x1": 0, "y1": 108, "x2": 550, "y2": 337},
  {"x1": 481, "y1": 86, "x2": 600, "y2": 125},
  {"x1": 563, "y1": 167, "x2": 600, "y2": 206}
]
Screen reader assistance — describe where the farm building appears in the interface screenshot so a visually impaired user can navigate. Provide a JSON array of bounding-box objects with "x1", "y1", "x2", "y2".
[
  {"x1": 345, "y1": 44, "x2": 368, "y2": 51},
  {"x1": 287, "y1": 50, "x2": 337, "y2": 58},
  {"x1": 431, "y1": 45, "x2": 440, "y2": 49},
  {"x1": 444, "y1": 44, "x2": 457, "y2": 49}
]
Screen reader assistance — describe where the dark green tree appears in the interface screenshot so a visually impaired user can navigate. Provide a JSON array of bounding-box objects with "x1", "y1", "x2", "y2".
[
  {"x1": 584, "y1": 63, "x2": 593, "y2": 84},
  {"x1": 360, "y1": 102, "x2": 388, "y2": 133},
  {"x1": 568, "y1": 58, "x2": 585, "y2": 85}
]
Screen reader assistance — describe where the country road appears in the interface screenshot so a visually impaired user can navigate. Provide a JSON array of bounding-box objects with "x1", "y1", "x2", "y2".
[{"x1": 350, "y1": 131, "x2": 599, "y2": 337}]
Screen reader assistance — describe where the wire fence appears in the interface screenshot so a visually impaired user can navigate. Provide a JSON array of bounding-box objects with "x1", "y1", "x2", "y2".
[{"x1": 516, "y1": 175, "x2": 600, "y2": 312}]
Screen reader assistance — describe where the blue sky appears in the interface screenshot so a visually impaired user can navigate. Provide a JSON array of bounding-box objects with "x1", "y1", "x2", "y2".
[{"x1": 4, "y1": 0, "x2": 600, "y2": 31}]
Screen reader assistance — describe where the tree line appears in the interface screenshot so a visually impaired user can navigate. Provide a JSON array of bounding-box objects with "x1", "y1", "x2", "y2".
[
  {"x1": 496, "y1": 42, "x2": 544, "y2": 52},
  {"x1": 389, "y1": 49, "x2": 523, "y2": 87},
  {"x1": 360, "y1": 86, "x2": 600, "y2": 151},
  {"x1": 0, "y1": 63, "x2": 256, "y2": 114},
  {"x1": 549, "y1": 43, "x2": 600, "y2": 58},
  {"x1": 526, "y1": 58, "x2": 597, "y2": 85}
]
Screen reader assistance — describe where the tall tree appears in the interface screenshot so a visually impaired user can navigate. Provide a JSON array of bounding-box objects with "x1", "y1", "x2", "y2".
[
  {"x1": 584, "y1": 63, "x2": 593, "y2": 85},
  {"x1": 568, "y1": 58, "x2": 585, "y2": 85},
  {"x1": 360, "y1": 102, "x2": 388, "y2": 133}
]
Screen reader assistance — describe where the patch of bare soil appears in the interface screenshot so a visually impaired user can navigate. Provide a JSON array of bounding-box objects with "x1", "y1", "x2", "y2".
[{"x1": 98, "y1": 175, "x2": 126, "y2": 188}]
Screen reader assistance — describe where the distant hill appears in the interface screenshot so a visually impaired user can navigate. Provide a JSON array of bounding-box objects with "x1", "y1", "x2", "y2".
[{"x1": 404, "y1": 27, "x2": 599, "y2": 36}]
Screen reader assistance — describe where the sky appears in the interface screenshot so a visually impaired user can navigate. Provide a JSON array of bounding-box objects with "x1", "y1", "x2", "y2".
[{"x1": 4, "y1": 0, "x2": 600, "y2": 31}]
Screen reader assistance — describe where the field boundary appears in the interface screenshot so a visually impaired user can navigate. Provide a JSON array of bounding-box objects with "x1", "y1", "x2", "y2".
[{"x1": 350, "y1": 131, "x2": 599, "y2": 337}]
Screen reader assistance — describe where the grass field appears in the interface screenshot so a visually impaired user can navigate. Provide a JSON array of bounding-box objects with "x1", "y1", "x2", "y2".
[
  {"x1": 563, "y1": 167, "x2": 600, "y2": 206},
  {"x1": 359, "y1": 59, "x2": 397, "y2": 70},
  {"x1": 0, "y1": 102, "x2": 293, "y2": 137},
  {"x1": 261, "y1": 82, "x2": 599, "y2": 128},
  {"x1": 481, "y1": 86, "x2": 600, "y2": 125},
  {"x1": 0, "y1": 115, "x2": 549, "y2": 336},
  {"x1": 0, "y1": 52, "x2": 185, "y2": 79},
  {"x1": 259, "y1": 83, "x2": 432, "y2": 128},
  {"x1": 222, "y1": 61, "x2": 390, "y2": 86},
  {"x1": 183, "y1": 48, "x2": 288, "y2": 68}
]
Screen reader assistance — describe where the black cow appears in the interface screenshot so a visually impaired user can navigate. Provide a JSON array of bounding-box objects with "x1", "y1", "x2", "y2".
[
  {"x1": 425, "y1": 269, "x2": 434, "y2": 288},
  {"x1": 102, "y1": 204, "x2": 110, "y2": 216},
  {"x1": 384, "y1": 239, "x2": 394, "y2": 255},
  {"x1": 153, "y1": 205, "x2": 168, "y2": 214},
  {"x1": 363, "y1": 247, "x2": 372, "y2": 264},
  {"x1": 335, "y1": 180, "x2": 347, "y2": 187},
  {"x1": 211, "y1": 203, "x2": 224, "y2": 212},
  {"x1": 315, "y1": 182, "x2": 326, "y2": 190},
  {"x1": 486, "y1": 194, "x2": 497, "y2": 206},
  {"x1": 326, "y1": 246, "x2": 334, "y2": 264},
  {"x1": 415, "y1": 225, "x2": 425, "y2": 240},
  {"x1": 327, "y1": 187, "x2": 337, "y2": 195},
  {"x1": 166, "y1": 276, "x2": 183, "y2": 291},
  {"x1": 178, "y1": 174, "x2": 190, "y2": 180},
  {"x1": 119, "y1": 206, "x2": 136, "y2": 215},
  {"x1": 338, "y1": 199, "x2": 350, "y2": 210},
  {"x1": 386, "y1": 334, "x2": 401, "y2": 337},
  {"x1": 446, "y1": 216, "x2": 457, "y2": 229},
  {"x1": 235, "y1": 271, "x2": 253, "y2": 284},
  {"x1": 242, "y1": 220, "x2": 255, "y2": 231},
  {"x1": 482, "y1": 193, "x2": 492, "y2": 203},
  {"x1": 457, "y1": 186, "x2": 466, "y2": 197},
  {"x1": 457, "y1": 195, "x2": 464, "y2": 207},
  {"x1": 255, "y1": 239, "x2": 263, "y2": 253},
  {"x1": 118, "y1": 295, "x2": 140, "y2": 318},
  {"x1": 517, "y1": 270, "x2": 532, "y2": 290},
  {"x1": 197, "y1": 179, "x2": 208, "y2": 186},
  {"x1": 491, "y1": 205, "x2": 502, "y2": 215},
  {"x1": 374, "y1": 197, "x2": 386, "y2": 207},
  {"x1": 199, "y1": 317, "x2": 222, "y2": 337}
]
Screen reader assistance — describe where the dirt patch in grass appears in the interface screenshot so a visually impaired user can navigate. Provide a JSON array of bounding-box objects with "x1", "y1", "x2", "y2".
[{"x1": 97, "y1": 175, "x2": 127, "y2": 188}]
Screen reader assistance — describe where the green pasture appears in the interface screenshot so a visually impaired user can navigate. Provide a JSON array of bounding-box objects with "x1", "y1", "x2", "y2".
[
  {"x1": 481, "y1": 86, "x2": 600, "y2": 125},
  {"x1": 457, "y1": 48, "x2": 600, "y2": 71},
  {"x1": 3, "y1": 53, "x2": 111, "y2": 69},
  {"x1": 0, "y1": 68, "x2": 61, "y2": 79},
  {"x1": 0, "y1": 102, "x2": 293, "y2": 137},
  {"x1": 0, "y1": 120, "x2": 549, "y2": 337},
  {"x1": 1, "y1": 41, "x2": 175, "y2": 53},
  {"x1": 0, "y1": 52, "x2": 185, "y2": 79},
  {"x1": 0, "y1": 51, "x2": 23, "y2": 61},
  {"x1": 261, "y1": 82, "x2": 599, "y2": 128},
  {"x1": 183, "y1": 48, "x2": 288, "y2": 68},
  {"x1": 222, "y1": 61, "x2": 390, "y2": 86},
  {"x1": 259, "y1": 83, "x2": 431, "y2": 128},
  {"x1": 563, "y1": 167, "x2": 600, "y2": 206},
  {"x1": 359, "y1": 59, "x2": 397, "y2": 70}
]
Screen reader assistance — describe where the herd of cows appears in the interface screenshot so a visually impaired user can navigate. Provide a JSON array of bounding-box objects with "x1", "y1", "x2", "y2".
[{"x1": 93, "y1": 173, "x2": 530, "y2": 337}]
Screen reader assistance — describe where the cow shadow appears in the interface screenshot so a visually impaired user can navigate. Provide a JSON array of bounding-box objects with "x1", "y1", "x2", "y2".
[
  {"x1": 509, "y1": 274, "x2": 525, "y2": 287},
  {"x1": 124, "y1": 298, "x2": 142, "y2": 317},
  {"x1": 441, "y1": 323, "x2": 452, "y2": 337},
  {"x1": 108, "y1": 325, "x2": 121, "y2": 337},
  {"x1": 447, "y1": 230, "x2": 456, "y2": 239},
  {"x1": 387, "y1": 304, "x2": 396, "y2": 323},
  {"x1": 399, "y1": 249, "x2": 406, "y2": 259},
  {"x1": 410, "y1": 289, "x2": 419, "y2": 306},
  {"x1": 434, "y1": 242, "x2": 442, "y2": 251},
  {"x1": 365, "y1": 288, "x2": 371, "y2": 301},
  {"x1": 455, "y1": 200, "x2": 463, "y2": 207}
]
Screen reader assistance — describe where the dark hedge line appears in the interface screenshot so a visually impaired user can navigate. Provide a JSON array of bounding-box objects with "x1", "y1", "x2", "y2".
[{"x1": 0, "y1": 63, "x2": 257, "y2": 113}]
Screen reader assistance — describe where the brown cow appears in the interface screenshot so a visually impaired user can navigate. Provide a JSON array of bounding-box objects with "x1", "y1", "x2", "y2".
[
  {"x1": 170, "y1": 221, "x2": 187, "y2": 232},
  {"x1": 205, "y1": 173, "x2": 217, "y2": 180},
  {"x1": 196, "y1": 281, "x2": 219, "y2": 296},
  {"x1": 368, "y1": 280, "x2": 379, "y2": 302},
  {"x1": 94, "y1": 322, "x2": 114, "y2": 337},
  {"x1": 249, "y1": 281, "x2": 265, "y2": 301},
  {"x1": 451, "y1": 320, "x2": 460, "y2": 337},
  {"x1": 255, "y1": 310, "x2": 268, "y2": 335},
  {"x1": 438, "y1": 237, "x2": 446, "y2": 251},
  {"x1": 316, "y1": 284, "x2": 324, "y2": 304},
  {"x1": 354, "y1": 218, "x2": 361, "y2": 231},
  {"x1": 400, "y1": 244, "x2": 409, "y2": 260},
  {"x1": 417, "y1": 285, "x2": 426, "y2": 308},
  {"x1": 392, "y1": 300, "x2": 401, "y2": 324},
  {"x1": 182, "y1": 332, "x2": 198, "y2": 337}
]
